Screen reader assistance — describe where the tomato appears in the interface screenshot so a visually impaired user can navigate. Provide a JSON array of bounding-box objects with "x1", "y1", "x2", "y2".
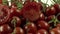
[
  {"x1": 46, "y1": 15, "x2": 55, "y2": 22},
  {"x1": 38, "y1": 2, "x2": 43, "y2": 10},
  {"x1": 8, "y1": 33, "x2": 11, "y2": 34},
  {"x1": 27, "y1": 33, "x2": 33, "y2": 34},
  {"x1": 0, "y1": 4, "x2": 10, "y2": 25},
  {"x1": 0, "y1": 24, "x2": 12, "y2": 34},
  {"x1": 10, "y1": 1, "x2": 22, "y2": 17},
  {"x1": 22, "y1": 2, "x2": 40, "y2": 21},
  {"x1": 10, "y1": 6, "x2": 21, "y2": 17},
  {"x1": 36, "y1": 29, "x2": 48, "y2": 34},
  {"x1": 24, "y1": 22, "x2": 37, "y2": 34},
  {"x1": 53, "y1": 4, "x2": 60, "y2": 13},
  {"x1": 0, "y1": 0, "x2": 2, "y2": 4},
  {"x1": 45, "y1": 6, "x2": 56, "y2": 16},
  {"x1": 37, "y1": 20, "x2": 49, "y2": 30},
  {"x1": 22, "y1": 8, "x2": 40, "y2": 21},
  {"x1": 8, "y1": 16, "x2": 21, "y2": 28},
  {"x1": 50, "y1": 28, "x2": 60, "y2": 34},
  {"x1": 0, "y1": 32, "x2": 1, "y2": 34},
  {"x1": 39, "y1": 12, "x2": 45, "y2": 20},
  {"x1": 56, "y1": 24, "x2": 60, "y2": 29},
  {"x1": 13, "y1": 27, "x2": 24, "y2": 34}
]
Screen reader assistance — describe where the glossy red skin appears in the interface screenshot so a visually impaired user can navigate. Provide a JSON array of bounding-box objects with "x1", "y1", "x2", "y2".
[
  {"x1": 22, "y1": 9, "x2": 40, "y2": 21},
  {"x1": 50, "y1": 28, "x2": 60, "y2": 34},
  {"x1": 24, "y1": 22, "x2": 37, "y2": 34},
  {"x1": 46, "y1": 15, "x2": 55, "y2": 22},
  {"x1": 56, "y1": 24, "x2": 60, "y2": 28},
  {"x1": 53, "y1": 4, "x2": 60, "y2": 13},
  {"x1": 27, "y1": 33, "x2": 33, "y2": 34},
  {"x1": 38, "y1": 2, "x2": 43, "y2": 10},
  {"x1": 13, "y1": 27, "x2": 24, "y2": 34},
  {"x1": 0, "y1": 0, "x2": 2, "y2": 4},
  {"x1": 8, "y1": 16, "x2": 21, "y2": 28},
  {"x1": 37, "y1": 20, "x2": 49, "y2": 30},
  {"x1": 39, "y1": 12, "x2": 45, "y2": 20},
  {"x1": 0, "y1": 4, "x2": 10, "y2": 25},
  {"x1": 8, "y1": 33, "x2": 11, "y2": 34},
  {"x1": 10, "y1": 6, "x2": 21, "y2": 17},
  {"x1": 0, "y1": 24, "x2": 12, "y2": 34},
  {"x1": 36, "y1": 29, "x2": 48, "y2": 34},
  {"x1": 10, "y1": 2, "x2": 22, "y2": 17},
  {"x1": 0, "y1": 32, "x2": 1, "y2": 34},
  {"x1": 24, "y1": 1, "x2": 43, "y2": 11},
  {"x1": 45, "y1": 7, "x2": 56, "y2": 16},
  {"x1": 22, "y1": 2, "x2": 40, "y2": 21}
]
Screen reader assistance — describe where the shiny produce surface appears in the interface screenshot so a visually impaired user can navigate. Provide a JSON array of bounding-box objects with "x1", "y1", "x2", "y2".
[{"x1": 0, "y1": 0, "x2": 60, "y2": 34}]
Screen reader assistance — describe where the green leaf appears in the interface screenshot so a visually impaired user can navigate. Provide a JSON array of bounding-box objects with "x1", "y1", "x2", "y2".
[
  {"x1": 11, "y1": 0, "x2": 23, "y2": 9},
  {"x1": 2, "y1": 0, "x2": 8, "y2": 5},
  {"x1": 53, "y1": 0, "x2": 60, "y2": 4},
  {"x1": 38, "y1": 0, "x2": 41, "y2": 2},
  {"x1": 48, "y1": 15, "x2": 55, "y2": 23},
  {"x1": 11, "y1": 18, "x2": 17, "y2": 28},
  {"x1": 11, "y1": 0, "x2": 15, "y2": 2},
  {"x1": 57, "y1": 0, "x2": 60, "y2": 4},
  {"x1": 53, "y1": 0, "x2": 57, "y2": 3},
  {"x1": 16, "y1": 1, "x2": 23, "y2": 9}
]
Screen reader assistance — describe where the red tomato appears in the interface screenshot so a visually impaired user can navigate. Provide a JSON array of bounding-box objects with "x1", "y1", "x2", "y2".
[
  {"x1": 22, "y1": 2, "x2": 40, "y2": 21},
  {"x1": 0, "y1": 24, "x2": 12, "y2": 34},
  {"x1": 46, "y1": 15, "x2": 55, "y2": 22},
  {"x1": 0, "y1": 0, "x2": 2, "y2": 4},
  {"x1": 24, "y1": 22, "x2": 37, "y2": 34},
  {"x1": 45, "y1": 6, "x2": 56, "y2": 16},
  {"x1": 53, "y1": 4, "x2": 60, "y2": 13},
  {"x1": 10, "y1": 6, "x2": 21, "y2": 17},
  {"x1": 0, "y1": 4, "x2": 10, "y2": 25},
  {"x1": 39, "y1": 13, "x2": 45, "y2": 20},
  {"x1": 38, "y1": 2, "x2": 43, "y2": 10},
  {"x1": 37, "y1": 20, "x2": 49, "y2": 30},
  {"x1": 27, "y1": 33, "x2": 33, "y2": 34},
  {"x1": 13, "y1": 27, "x2": 24, "y2": 34},
  {"x1": 56, "y1": 24, "x2": 60, "y2": 29},
  {"x1": 36, "y1": 29, "x2": 48, "y2": 34},
  {"x1": 8, "y1": 16, "x2": 21, "y2": 28},
  {"x1": 50, "y1": 28, "x2": 60, "y2": 34}
]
